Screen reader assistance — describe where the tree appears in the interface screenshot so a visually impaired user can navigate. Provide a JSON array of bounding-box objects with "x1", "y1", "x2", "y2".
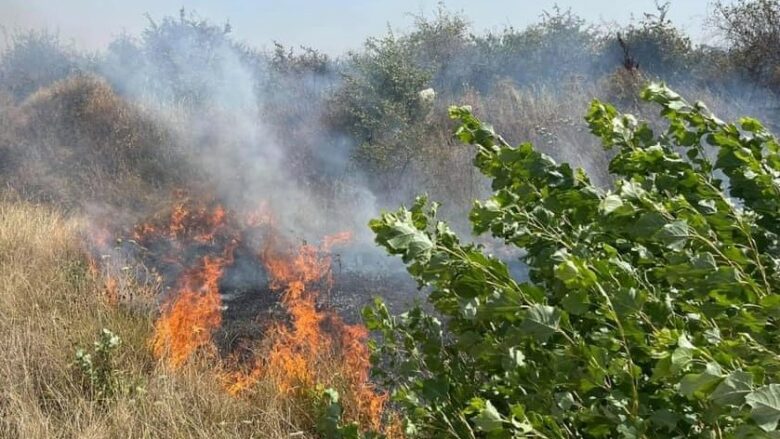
[
  {"x1": 327, "y1": 32, "x2": 432, "y2": 192},
  {"x1": 713, "y1": 0, "x2": 780, "y2": 90},
  {"x1": 366, "y1": 83, "x2": 780, "y2": 437},
  {"x1": 0, "y1": 30, "x2": 82, "y2": 100},
  {"x1": 131, "y1": 9, "x2": 241, "y2": 106}
]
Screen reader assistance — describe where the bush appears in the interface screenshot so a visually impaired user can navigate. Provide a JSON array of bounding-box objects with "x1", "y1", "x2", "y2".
[
  {"x1": 1, "y1": 74, "x2": 181, "y2": 208},
  {"x1": 74, "y1": 328, "x2": 130, "y2": 401},
  {"x1": 713, "y1": 0, "x2": 780, "y2": 90},
  {"x1": 404, "y1": 7, "x2": 472, "y2": 95},
  {"x1": 366, "y1": 83, "x2": 780, "y2": 437},
  {"x1": 328, "y1": 32, "x2": 431, "y2": 192},
  {"x1": 606, "y1": 2, "x2": 694, "y2": 81},
  {"x1": 492, "y1": 7, "x2": 603, "y2": 87},
  {"x1": 0, "y1": 30, "x2": 83, "y2": 100},
  {"x1": 103, "y1": 9, "x2": 243, "y2": 106}
]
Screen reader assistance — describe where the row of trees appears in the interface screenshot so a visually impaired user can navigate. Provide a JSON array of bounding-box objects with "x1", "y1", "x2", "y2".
[
  {"x1": 1, "y1": 2, "x2": 779, "y2": 212},
  {"x1": 3, "y1": 2, "x2": 776, "y2": 101}
]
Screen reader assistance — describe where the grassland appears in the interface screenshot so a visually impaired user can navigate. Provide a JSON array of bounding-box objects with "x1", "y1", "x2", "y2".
[{"x1": 0, "y1": 200, "x2": 320, "y2": 438}]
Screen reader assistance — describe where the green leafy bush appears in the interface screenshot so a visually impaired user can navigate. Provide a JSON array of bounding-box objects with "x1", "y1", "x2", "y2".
[
  {"x1": 317, "y1": 388, "x2": 384, "y2": 439},
  {"x1": 366, "y1": 83, "x2": 780, "y2": 437},
  {"x1": 74, "y1": 328, "x2": 133, "y2": 401},
  {"x1": 608, "y1": 2, "x2": 694, "y2": 80},
  {"x1": 713, "y1": 0, "x2": 780, "y2": 90},
  {"x1": 327, "y1": 32, "x2": 431, "y2": 188}
]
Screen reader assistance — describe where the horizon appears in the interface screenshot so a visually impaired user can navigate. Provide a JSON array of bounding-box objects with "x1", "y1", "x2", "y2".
[{"x1": 0, "y1": 0, "x2": 729, "y2": 55}]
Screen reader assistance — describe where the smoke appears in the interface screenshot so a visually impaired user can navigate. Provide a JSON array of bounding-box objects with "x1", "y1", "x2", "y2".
[
  {"x1": 2, "y1": 5, "x2": 780, "y2": 286},
  {"x1": 52, "y1": 13, "x2": 375, "y2": 260}
]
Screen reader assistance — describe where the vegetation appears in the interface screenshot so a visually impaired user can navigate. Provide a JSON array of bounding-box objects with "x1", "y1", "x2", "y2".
[
  {"x1": 713, "y1": 0, "x2": 780, "y2": 90},
  {"x1": 0, "y1": 200, "x2": 383, "y2": 438},
  {"x1": 2, "y1": 2, "x2": 778, "y2": 214},
  {"x1": 2, "y1": 1, "x2": 780, "y2": 438},
  {"x1": 74, "y1": 328, "x2": 129, "y2": 401},
  {"x1": 366, "y1": 83, "x2": 780, "y2": 437}
]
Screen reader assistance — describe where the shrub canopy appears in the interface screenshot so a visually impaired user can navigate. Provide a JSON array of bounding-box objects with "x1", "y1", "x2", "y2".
[{"x1": 367, "y1": 83, "x2": 780, "y2": 437}]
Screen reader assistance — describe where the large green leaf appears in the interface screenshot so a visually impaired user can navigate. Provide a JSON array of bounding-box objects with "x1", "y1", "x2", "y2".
[
  {"x1": 711, "y1": 370, "x2": 753, "y2": 407},
  {"x1": 519, "y1": 304, "x2": 561, "y2": 342},
  {"x1": 471, "y1": 399, "x2": 504, "y2": 433},
  {"x1": 679, "y1": 362, "x2": 723, "y2": 399},
  {"x1": 655, "y1": 220, "x2": 689, "y2": 251},
  {"x1": 746, "y1": 384, "x2": 780, "y2": 432}
]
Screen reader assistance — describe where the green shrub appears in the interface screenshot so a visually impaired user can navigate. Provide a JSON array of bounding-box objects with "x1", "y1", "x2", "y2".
[
  {"x1": 0, "y1": 30, "x2": 83, "y2": 100},
  {"x1": 317, "y1": 388, "x2": 384, "y2": 439},
  {"x1": 74, "y1": 328, "x2": 133, "y2": 401},
  {"x1": 608, "y1": 2, "x2": 694, "y2": 80},
  {"x1": 327, "y1": 32, "x2": 432, "y2": 192},
  {"x1": 713, "y1": 0, "x2": 780, "y2": 90},
  {"x1": 366, "y1": 83, "x2": 780, "y2": 437}
]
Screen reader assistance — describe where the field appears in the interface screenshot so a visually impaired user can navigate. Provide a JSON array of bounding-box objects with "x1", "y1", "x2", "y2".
[{"x1": 2, "y1": 1, "x2": 780, "y2": 438}]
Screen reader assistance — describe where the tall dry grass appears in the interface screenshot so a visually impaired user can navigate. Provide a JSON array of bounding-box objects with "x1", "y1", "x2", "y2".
[
  {"x1": 0, "y1": 74, "x2": 182, "y2": 210},
  {"x1": 0, "y1": 200, "x2": 314, "y2": 438}
]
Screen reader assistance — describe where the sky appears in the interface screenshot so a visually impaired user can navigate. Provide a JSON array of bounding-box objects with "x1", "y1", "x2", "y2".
[{"x1": 0, "y1": 0, "x2": 728, "y2": 55}]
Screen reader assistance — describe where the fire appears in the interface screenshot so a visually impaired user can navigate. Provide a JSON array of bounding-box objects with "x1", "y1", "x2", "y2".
[
  {"x1": 262, "y1": 241, "x2": 336, "y2": 392},
  {"x1": 94, "y1": 191, "x2": 392, "y2": 433},
  {"x1": 132, "y1": 195, "x2": 228, "y2": 244},
  {"x1": 244, "y1": 200, "x2": 275, "y2": 227},
  {"x1": 151, "y1": 253, "x2": 231, "y2": 368},
  {"x1": 338, "y1": 323, "x2": 387, "y2": 431},
  {"x1": 254, "y1": 234, "x2": 388, "y2": 430},
  {"x1": 104, "y1": 274, "x2": 119, "y2": 305},
  {"x1": 125, "y1": 193, "x2": 241, "y2": 368},
  {"x1": 86, "y1": 255, "x2": 120, "y2": 305}
]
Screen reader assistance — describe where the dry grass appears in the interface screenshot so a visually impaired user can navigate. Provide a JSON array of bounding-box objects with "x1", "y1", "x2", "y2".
[
  {"x1": 0, "y1": 74, "x2": 394, "y2": 438},
  {"x1": 403, "y1": 77, "x2": 616, "y2": 227},
  {"x1": 0, "y1": 200, "x2": 316, "y2": 439},
  {"x1": 0, "y1": 74, "x2": 182, "y2": 210}
]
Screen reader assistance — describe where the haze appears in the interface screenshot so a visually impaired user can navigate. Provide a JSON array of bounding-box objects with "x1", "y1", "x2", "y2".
[{"x1": 1, "y1": 0, "x2": 727, "y2": 54}]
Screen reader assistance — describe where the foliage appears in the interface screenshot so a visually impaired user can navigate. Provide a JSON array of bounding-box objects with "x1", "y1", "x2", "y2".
[
  {"x1": 102, "y1": 8, "x2": 242, "y2": 106},
  {"x1": 0, "y1": 29, "x2": 83, "y2": 100},
  {"x1": 491, "y1": 7, "x2": 604, "y2": 86},
  {"x1": 317, "y1": 388, "x2": 385, "y2": 439},
  {"x1": 404, "y1": 6, "x2": 472, "y2": 95},
  {"x1": 713, "y1": 0, "x2": 780, "y2": 90},
  {"x1": 366, "y1": 83, "x2": 780, "y2": 437},
  {"x1": 74, "y1": 328, "x2": 133, "y2": 401},
  {"x1": 607, "y1": 2, "x2": 694, "y2": 80},
  {"x1": 270, "y1": 42, "x2": 332, "y2": 75},
  {"x1": 328, "y1": 31, "x2": 432, "y2": 188}
]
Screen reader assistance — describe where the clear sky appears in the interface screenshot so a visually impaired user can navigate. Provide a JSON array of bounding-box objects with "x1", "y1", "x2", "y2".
[{"x1": 0, "y1": 0, "x2": 726, "y2": 55}]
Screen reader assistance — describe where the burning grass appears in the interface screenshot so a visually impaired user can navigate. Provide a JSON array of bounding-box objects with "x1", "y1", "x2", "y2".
[
  {"x1": 0, "y1": 197, "x2": 396, "y2": 438},
  {"x1": 126, "y1": 193, "x2": 396, "y2": 430}
]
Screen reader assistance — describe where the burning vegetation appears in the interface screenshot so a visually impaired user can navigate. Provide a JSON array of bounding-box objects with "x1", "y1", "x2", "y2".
[
  {"x1": 5, "y1": 1, "x2": 780, "y2": 437},
  {"x1": 86, "y1": 191, "x2": 392, "y2": 434}
]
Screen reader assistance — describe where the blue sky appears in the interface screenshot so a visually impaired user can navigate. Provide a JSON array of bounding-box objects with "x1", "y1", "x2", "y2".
[{"x1": 0, "y1": 0, "x2": 726, "y2": 54}]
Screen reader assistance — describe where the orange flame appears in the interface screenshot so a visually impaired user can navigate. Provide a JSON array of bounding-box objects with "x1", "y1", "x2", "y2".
[
  {"x1": 143, "y1": 193, "x2": 238, "y2": 369},
  {"x1": 261, "y1": 232, "x2": 387, "y2": 429},
  {"x1": 322, "y1": 230, "x2": 353, "y2": 251},
  {"x1": 104, "y1": 274, "x2": 119, "y2": 305},
  {"x1": 86, "y1": 255, "x2": 120, "y2": 305},
  {"x1": 244, "y1": 200, "x2": 275, "y2": 228},
  {"x1": 338, "y1": 322, "x2": 387, "y2": 431},
  {"x1": 107, "y1": 191, "x2": 392, "y2": 432},
  {"x1": 151, "y1": 253, "x2": 230, "y2": 368}
]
